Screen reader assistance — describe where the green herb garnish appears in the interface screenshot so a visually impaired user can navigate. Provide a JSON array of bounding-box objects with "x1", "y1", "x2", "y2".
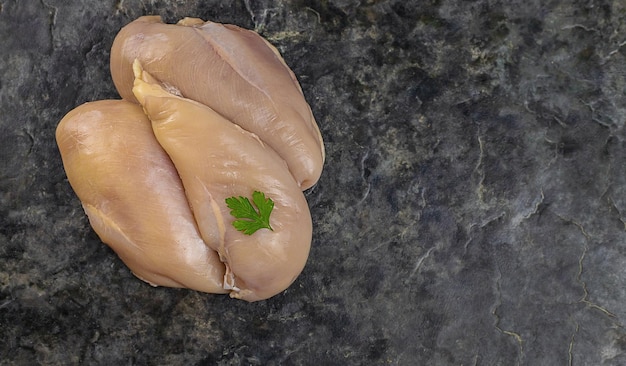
[{"x1": 225, "y1": 191, "x2": 274, "y2": 235}]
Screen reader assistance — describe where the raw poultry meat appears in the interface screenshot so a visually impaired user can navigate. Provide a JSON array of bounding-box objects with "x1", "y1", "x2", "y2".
[
  {"x1": 110, "y1": 15, "x2": 325, "y2": 190},
  {"x1": 56, "y1": 100, "x2": 227, "y2": 294},
  {"x1": 133, "y1": 62, "x2": 312, "y2": 301}
]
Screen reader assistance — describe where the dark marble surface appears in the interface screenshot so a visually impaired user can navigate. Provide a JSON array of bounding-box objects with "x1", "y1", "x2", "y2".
[{"x1": 2, "y1": 0, "x2": 626, "y2": 364}]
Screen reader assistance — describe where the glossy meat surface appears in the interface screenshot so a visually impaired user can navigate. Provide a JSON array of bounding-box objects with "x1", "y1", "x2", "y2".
[
  {"x1": 133, "y1": 63, "x2": 312, "y2": 301},
  {"x1": 110, "y1": 15, "x2": 325, "y2": 190},
  {"x1": 55, "y1": 100, "x2": 227, "y2": 294}
]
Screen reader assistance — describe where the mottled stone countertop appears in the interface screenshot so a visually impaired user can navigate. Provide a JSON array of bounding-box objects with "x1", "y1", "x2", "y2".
[{"x1": 2, "y1": 0, "x2": 626, "y2": 365}]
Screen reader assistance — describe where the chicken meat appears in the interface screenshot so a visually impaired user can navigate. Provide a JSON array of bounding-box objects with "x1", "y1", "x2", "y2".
[
  {"x1": 110, "y1": 15, "x2": 325, "y2": 190},
  {"x1": 132, "y1": 61, "x2": 313, "y2": 301},
  {"x1": 56, "y1": 100, "x2": 227, "y2": 294}
]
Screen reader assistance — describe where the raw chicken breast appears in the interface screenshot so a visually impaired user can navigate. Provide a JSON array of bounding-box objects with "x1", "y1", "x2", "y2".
[
  {"x1": 110, "y1": 15, "x2": 325, "y2": 190},
  {"x1": 55, "y1": 100, "x2": 227, "y2": 294},
  {"x1": 133, "y1": 62, "x2": 312, "y2": 302}
]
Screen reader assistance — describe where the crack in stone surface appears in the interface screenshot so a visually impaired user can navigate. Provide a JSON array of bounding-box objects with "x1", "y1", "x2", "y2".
[
  {"x1": 601, "y1": 39, "x2": 626, "y2": 64},
  {"x1": 580, "y1": 99, "x2": 615, "y2": 129},
  {"x1": 510, "y1": 189, "x2": 545, "y2": 226},
  {"x1": 568, "y1": 322, "x2": 580, "y2": 366},
  {"x1": 492, "y1": 262, "x2": 523, "y2": 366},
  {"x1": 114, "y1": 0, "x2": 126, "y2": 15},
  {"x1": 561, "y1": 24, "x2": 599, "y2": 33},
  {"x1": 243, "y1": 0, "x2": 277, "y2": 33},
  {"x1": 473, "y1": 135, "x2": 486, "y2": 203},
  {"x1": 356, "y1": 148, "x2": 372, "y2": 206},
  {"x1": 555, "y1": 213, "x2": 620, "y2": 323},
  {"x1": 463, "y1": 212, "x2": 504, "y2": 255},
  {"x1": 407, "y1": 246, "x2": 434, "y2": 281},
  {"x1": 40, "y1": 0, "x2": 57, "y2": 52},
  {"x1": 607, "y1": 195, "x2": 626, "y2": 230}
]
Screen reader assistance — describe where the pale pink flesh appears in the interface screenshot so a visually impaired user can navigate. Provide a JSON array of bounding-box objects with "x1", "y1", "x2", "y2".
[
  {"x1": 55, "y1": 100, "x2": 227, "y2": 294},
  {"x1": 110, "y1": 15, "x2": 325, "y2": 190},
  {"x1": 133, "y1": 64, "x2": 312, "y2": 302}
]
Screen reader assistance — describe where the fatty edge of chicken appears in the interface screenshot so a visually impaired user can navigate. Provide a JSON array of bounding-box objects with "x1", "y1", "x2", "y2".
[
  {"x1": 110, "y1": 15, "x2": 325, "y2": 190},
  {"x1": 133, "y1": 62, "x2": 313, "y2": 302},
  {"x1": 55, "y1": 100, "x2": 227, "y2": 294}
]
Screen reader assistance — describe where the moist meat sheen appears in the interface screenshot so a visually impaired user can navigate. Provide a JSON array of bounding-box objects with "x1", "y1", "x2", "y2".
[
  {"x1": 110, "y1": 15, "x2": 325, "y2": 190},
  {"x1": 56, "y1": 16, "x2": 324, "y2": 302},
  {"x1": 57, "y1": 16, "x2": 323, "y2": 302},
  {"x1": 132, "y1": 63, "x2": 312, "y2": 301},
  {"x1": 56, "y1": 100, "x2": 227, "y2": 294}
]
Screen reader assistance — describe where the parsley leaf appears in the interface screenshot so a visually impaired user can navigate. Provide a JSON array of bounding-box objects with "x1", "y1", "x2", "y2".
[{"x1": 225, "y1": 191, "x2": 275, "y2": 235}]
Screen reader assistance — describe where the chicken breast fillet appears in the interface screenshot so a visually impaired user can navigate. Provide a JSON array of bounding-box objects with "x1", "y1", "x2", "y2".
[
  {"x1": 133, "y1": 62, "x2": 312, "y2": 302},
  {"x1": 110, "y1": 15, "x2": 325, "y2": 190},
  {"x1": 56, "y1": 100, "x2": 227, "y2": 294}
]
